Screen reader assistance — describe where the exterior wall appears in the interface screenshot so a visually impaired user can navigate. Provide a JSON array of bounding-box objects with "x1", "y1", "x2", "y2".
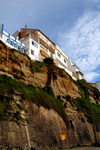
[
  {"x1": 78, "y1": 72, "x2": 83, "y2": 80},
  {"x1": 67, "y1": 58, "x2": 76, "y2": 72},
  {"x1": 55, "y1": 44, "x2": 68, "y2": 68},
  {"x1": 95, "y1": 82, "x2": 100, "y2": 92},
  {"x1": 37, "y1": 31, "x2": 55, "y2": 60},
  {"x1": 55, "y1": 46, "x2": 77, "y2": 80},
  {"x1": 21, "y1": 37, "x2": 41, "y2": 61},
  {"x1": 12, "y1": 25, "x2": 85, "y2": 81},
  {"x1": 0, "y1": 24, "x2": 26, "y2": 54}
]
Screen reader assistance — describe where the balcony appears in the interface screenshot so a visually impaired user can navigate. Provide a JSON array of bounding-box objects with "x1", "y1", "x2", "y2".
[
  {"x1": 40, "y1": 49, "x2": 49, "y2": 58},
  {"x1": 40, "y1": 38, "x2": 49, "y2": 49},
  {"x1": 49, "y1": 47, "x2": 55, "y2": 54}
]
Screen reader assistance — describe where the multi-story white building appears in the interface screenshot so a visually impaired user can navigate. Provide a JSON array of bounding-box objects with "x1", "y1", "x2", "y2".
[{"x1": 0, "y1": 24, "x2": 85, "y2": 81}]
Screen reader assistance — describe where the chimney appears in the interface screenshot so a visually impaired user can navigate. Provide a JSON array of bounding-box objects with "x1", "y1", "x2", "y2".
[{"x1": 25, "y1": 25, "x2": 27, "y2": 29}]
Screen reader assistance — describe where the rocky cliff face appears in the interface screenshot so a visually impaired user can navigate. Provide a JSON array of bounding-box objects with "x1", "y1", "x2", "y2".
[
  {"x1": 0, "y1": 101, "x2": 95, "y2": 149},
  {"x1": 0, "y1": 40, "x2": 80, "y2": 100},
  {"x1": 0, "y1": 41, "x2": 99, "y2": 149}
]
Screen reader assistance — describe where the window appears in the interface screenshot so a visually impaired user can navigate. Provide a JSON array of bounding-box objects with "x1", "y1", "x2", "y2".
[
  {"x1": 64, "y1": 59, "x2": 66, "y2": 63},
  {"x1": 57, "y1": 52, "x2": 61, "y2": 58},
  {"x1": 31, "y1": 49, "x2": 34, "y2": 55},
  {"x1": 34, "y1": 43, "x2": 38, "y2": 48},
  {"x1": 32, "y1": 41, "x2": 34, "y2": 45},
  {"x1": 32, "y1": 41, "x2": 38, "y2": 48}
]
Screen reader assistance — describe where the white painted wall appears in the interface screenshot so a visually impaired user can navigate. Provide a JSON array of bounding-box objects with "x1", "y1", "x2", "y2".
[
  {"x1": 55, "y1": 50, "x2": 68, "y2": 68},
  {"x1": 22, "y1": 37, "x2": 41, "y2": 61},
  {"x1": 0, "y1": 24, "x2": 26, "y2": 55},
  {"x1": 95, "y1": 82, "x2": 100, "y2": 92}
]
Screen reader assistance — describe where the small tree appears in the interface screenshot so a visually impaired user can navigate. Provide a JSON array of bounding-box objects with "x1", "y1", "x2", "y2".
[{"x1": 43, "y1": 57, "x2": 54, "y2": 65}]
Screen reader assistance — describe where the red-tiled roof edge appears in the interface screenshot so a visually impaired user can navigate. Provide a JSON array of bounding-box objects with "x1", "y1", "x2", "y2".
[{"x1": 88, "y1": 82, "x2": 95, "y2": 85}]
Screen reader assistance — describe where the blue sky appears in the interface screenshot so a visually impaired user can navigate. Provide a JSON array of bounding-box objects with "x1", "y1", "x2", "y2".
[{"x1": 1, "y1": 0, "x2": 100, "y2": 82}]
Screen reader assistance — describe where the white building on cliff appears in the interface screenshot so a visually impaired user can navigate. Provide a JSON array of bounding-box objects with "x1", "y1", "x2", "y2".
[{"x1": 0, "y1": 24, "x2": 85, "y2": 81}]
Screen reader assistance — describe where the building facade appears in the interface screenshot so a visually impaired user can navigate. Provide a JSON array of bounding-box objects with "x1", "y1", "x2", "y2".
[{"x1": 0, "y1": 24, "x2": 85, "y2": 81}]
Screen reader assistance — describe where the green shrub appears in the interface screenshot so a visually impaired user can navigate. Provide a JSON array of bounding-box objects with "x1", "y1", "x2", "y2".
[
  {"x1": 29, "y1": 59, "x2": 43, "y2": 73},
  {"x1": 75, "y1": 97, "x2": 100, "y2": 123},
  {"x1": 43, "y1": 86, "x2": 55, "y2": 98},
  {"x1": 75, "y1": 79, "x2": 93, "y2": 98},
  {"x1": 43, "y1": 57, "x2": 54, "y2": 65},
  {"x1": 75, "y1": 97, "x2": 90, "y2": 111}
]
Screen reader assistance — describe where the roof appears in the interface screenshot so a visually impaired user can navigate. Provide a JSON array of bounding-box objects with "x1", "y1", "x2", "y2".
[
  {"x1": 20, "y1": 28, "x2": 55, "y2": 45},
  {"x1": 88, "y1": 82, "x2": 95, "y2": 85}
]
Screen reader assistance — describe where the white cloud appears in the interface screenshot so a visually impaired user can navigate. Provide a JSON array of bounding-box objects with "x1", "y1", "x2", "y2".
[
  {"x1": 85, "y1": 72, "x2": 99, "y2": 82},
  {"x1": 57, "y1": 11, "x2": 100, "y2": 82}
]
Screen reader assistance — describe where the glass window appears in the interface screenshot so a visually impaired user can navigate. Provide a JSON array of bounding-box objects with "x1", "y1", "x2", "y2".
[
  {"x1": 64, "y1": 59, "x2": 66, "y2": 63},
  {"x1": 32, "y1": 41, "x2": 34, "y2": 45},
  {"x1": 31, "y1": 49, "x2": 34, "y2": 55},
  {"x1": 57, "y1": 52, "x2": 61, "y2": 58},
  {"x1": 35, "y1": 43, "x2": 38, "y2": 48}
]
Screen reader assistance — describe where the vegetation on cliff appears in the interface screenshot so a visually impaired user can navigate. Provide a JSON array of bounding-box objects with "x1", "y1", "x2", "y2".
[
  {"x1": 0, "y1": 74, "x2": 69, "y2": 127},
  {"x1": 0, "y1": 40, "x2": 100, "y2": 126},
  {"x1": 74, "y1": 79, "x2": 100, "y2": 123}
]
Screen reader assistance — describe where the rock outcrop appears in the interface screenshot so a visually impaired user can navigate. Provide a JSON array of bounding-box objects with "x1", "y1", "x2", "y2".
[{"x1": 0, "y1": 41, "x2": 99, "y2": 149}]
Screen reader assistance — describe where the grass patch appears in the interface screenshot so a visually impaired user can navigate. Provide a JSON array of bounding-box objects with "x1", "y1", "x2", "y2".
[
  {"x1": 29, "y1": 58, "x2": 44, "y2": 73},
  {"x1": 0, "y1": 74, "x2": 69, "y2": 127},
  {"x1": 75, "y1": 97, "x2": 100, "y2": 123},
  {"x1": 0, "y1": 95, "x2": 27, "y2": 125}
]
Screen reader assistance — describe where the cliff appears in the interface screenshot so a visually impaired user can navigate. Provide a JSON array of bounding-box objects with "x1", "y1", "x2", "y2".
[{"x1": 0, "y1": 40, "x2": 100, "y2": 149}]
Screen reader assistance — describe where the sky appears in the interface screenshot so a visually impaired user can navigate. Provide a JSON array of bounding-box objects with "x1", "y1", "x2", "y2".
[{"x1": 0, "y1": 0, "x2": 100, "y2": 82}]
